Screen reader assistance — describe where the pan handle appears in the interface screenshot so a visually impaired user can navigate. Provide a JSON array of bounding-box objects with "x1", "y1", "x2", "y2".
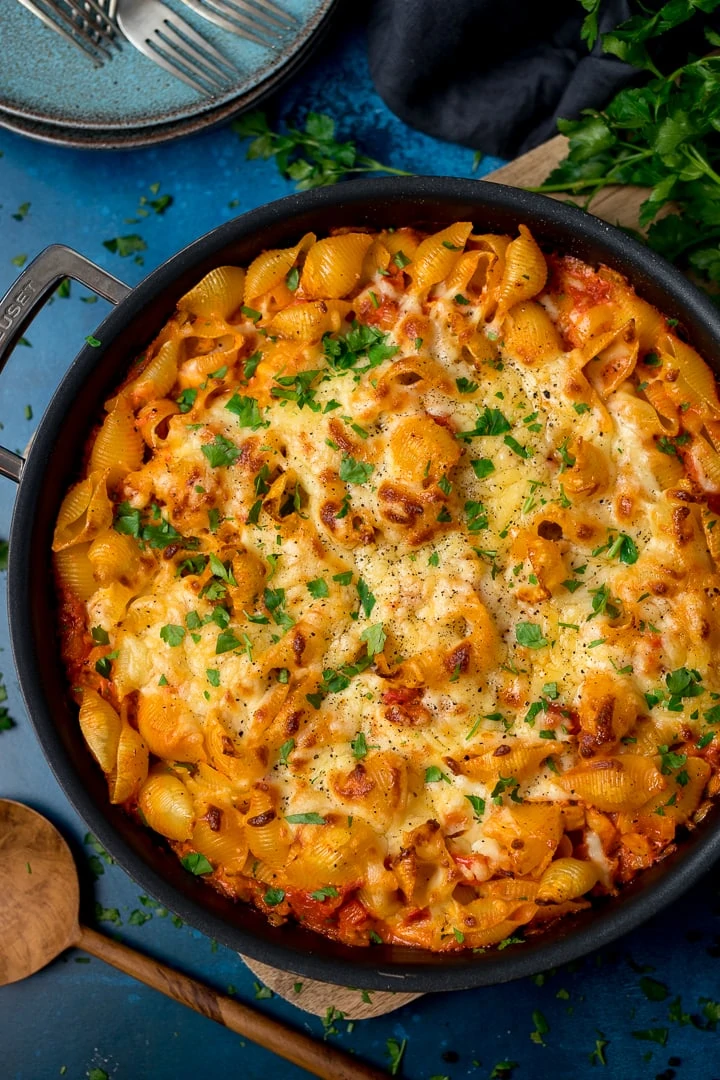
[{"x1": 0, "y1": 245, "x2": 131, "y2": 484}]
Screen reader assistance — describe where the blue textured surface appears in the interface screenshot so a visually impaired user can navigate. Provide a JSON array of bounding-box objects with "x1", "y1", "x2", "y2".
[
  {"x1": 1, "y1": 0, "x2": 328, "y2": 127},
  {"x1": 1, "y1": 18, "x2": 720, "y2": 1080}
]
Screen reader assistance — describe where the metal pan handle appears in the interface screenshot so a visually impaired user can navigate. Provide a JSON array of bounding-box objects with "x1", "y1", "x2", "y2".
[{"x1": 0, "y1": 244, "x2": 131, "y2": 483}]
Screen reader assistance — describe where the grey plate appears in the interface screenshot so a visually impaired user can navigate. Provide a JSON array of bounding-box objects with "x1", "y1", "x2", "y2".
[{"x1": 0, "y1": 0, "x2": 336, "y2": 139}]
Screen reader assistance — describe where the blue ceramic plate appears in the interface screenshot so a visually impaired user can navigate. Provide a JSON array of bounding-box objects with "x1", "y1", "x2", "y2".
[{"x1": 1, "y1": 0, "x2": 335, "y2": 135}]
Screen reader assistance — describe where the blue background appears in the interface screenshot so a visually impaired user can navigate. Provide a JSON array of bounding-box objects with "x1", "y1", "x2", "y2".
[{"x1": 1, "y1": 14, "x2": 720, "y2": 1080}]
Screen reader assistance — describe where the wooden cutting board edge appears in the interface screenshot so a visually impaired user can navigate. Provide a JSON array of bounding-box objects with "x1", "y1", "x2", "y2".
[{"x1": 239, "y1": 135, "x2": 646, "y2": 1019}]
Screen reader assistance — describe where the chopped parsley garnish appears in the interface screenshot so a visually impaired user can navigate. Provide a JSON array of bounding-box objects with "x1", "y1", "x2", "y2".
[
  {"x1": 160, "y1": 625, "x2": 185, "y2": 647},
  {"x1": 465, "y1": 500, "x2": 488, "y2": 533},
  {"x1": 356, "y1": 578, "x2": 376, "y2": 618},
  {"x1": 465, "y1": 794, "x2": 485, "y2": 819},
  {"x1": 201, "y1": 434, "x2": 240, "y2": 468},
  {"x1": 333, "y1": 571, "x2": 353, "y2": 585},
  {"x1": 307, "y1": 577, "x2": 329, "y2": 599},
  {"x1": 515, "y1": 622, "x2": 548, "y2": 649},
  {"x1": 360, "y1": 622, "x2": 386, "y2": 656},
  {"x1": 323, "y1": 321, "x2": 399, "y2": 373},
  {"x1": 243, "y1": 351, "x2": 262, "y2": 380},
  {"x1": 425, "y1": 766, "x2": 451, "y2": 783},
  {"x1": 456, "y1": 376, "x2": 479, "y2": 393},
  {"x1": 264, "y1": 586, "x2": 295, "y2": 631},
  {"x1": 588, "y1": 584, "x2": 622, "y2": 621},
  {"x1": 491, "y1": 775, "x2": 522, "y2": 804},
  {"x1": 285, "y1": 812, "x2": 326, "y2": 825},
  {"x1": 471, "y1": 458, "x2": 495, "y2": 479},
  {"x1": 339, "y1": 454, "x2": 374, "y2": 484},
  {"x1": 225, "y1": 393, "x2": 268, "y2": 429},
  {"x1": 215, "y1": 629, "x2": 243, "y2": 654},
  {"x1": 263, "y1": 887, "x2": 285, "y2": 905},
  {"x1": 241, "y1": 304, "x2": 262, "y2": 322},
  {"x1": 176, "y1": 388, "x2": 197, "y2": 413},
  {"x1": 556, "y1": 437, "x2": 576, "y2": 471},
  {"x1": 351, "y1": 731, "x2": 369, "y2": 759},
  {"x1": 503, "y1": 435, "x2": 532, "y2": 459},
  {"x1": 206, "y1": 669, "x2": 220, "y2": 687},
  {"x1": 457, "y1": 407, "x2": 512, "y2": 440},
  {"x1": 286, "y1": 267, "x2": 300, "y2": 291},
  {"x1": 310, "y1": 886, "x2": 340, "y2": 901},
  {"x1": 278, "y1": 738, "x2": 295, "y2": 766},
  {"x1": 181, "y1": 852, "x2": 213, "y2": 875},
  {"x1": 393, "y1": 250, "x2": 411, "y2": 269},
  {"x1": 91, "y1": 626, "x2": 110, "y2": 645}
]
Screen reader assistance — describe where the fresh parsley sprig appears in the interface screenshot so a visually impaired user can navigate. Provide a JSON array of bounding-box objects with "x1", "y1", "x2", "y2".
[
  {"x1": 232, "y1": 111, "x2": 412, "y2": 190},
  {"x1": 534, "y1": 1, "x2": 720, "y2": 296}
]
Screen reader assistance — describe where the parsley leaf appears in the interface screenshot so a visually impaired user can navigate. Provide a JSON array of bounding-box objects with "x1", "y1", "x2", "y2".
[
  {"x1": 339, "y1": 455, "x2": 374, "y2": 484},
  {"x1": 201, "y1": 434, "x2": 240, "y2": 468},
  {"x1": 515, "y1": 622, "x2": 548, "y2": 649}
]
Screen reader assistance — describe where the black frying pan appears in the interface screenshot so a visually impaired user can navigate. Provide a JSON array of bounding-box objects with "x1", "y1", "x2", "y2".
[{"x1": 2, "y1": 177, "x2": 719, "y2": 992}]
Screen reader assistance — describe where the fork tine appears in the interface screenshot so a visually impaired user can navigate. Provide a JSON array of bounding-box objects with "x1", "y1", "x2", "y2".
[
  {"x1": 56, "y1": 0, "x2": 117, "y2": 48},
  {"x1": 140, "y1": 36, "x2": 210, "y2": 92},
  {"x1": 178, "y1": 0, "x2": 272, "y2": 47},
  {"x1": 56, "y1": 0, "x2": 118, "y2": 46},
  {"x1": 18, "y1": 0, "x2": 111, "y2": 58},
  {"x1": 17, "y1": 0, "x2": 105, "y2": 60},
  {"x1": 205, "y1": 0, "x2": 295, "y2": 31},
  {"x1": 73, "y1": 0, "x2": 121, "y2": 44},
  {"x1": 158, "y1": 10, "x2": 242, "y2": 73},
  {"x1": 156, "y1": 25, "x2": 231, "y2": 87}
]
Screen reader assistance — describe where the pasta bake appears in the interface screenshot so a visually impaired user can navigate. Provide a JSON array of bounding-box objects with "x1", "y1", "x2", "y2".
[{"x1": 53, "y1": 222, "x2": 720, "y2": 950}]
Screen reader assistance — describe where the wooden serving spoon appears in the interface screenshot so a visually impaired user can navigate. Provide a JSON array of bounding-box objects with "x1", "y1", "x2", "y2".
[{"x1": 0, "y1": 800, "x2": 387, "y2": 1080}]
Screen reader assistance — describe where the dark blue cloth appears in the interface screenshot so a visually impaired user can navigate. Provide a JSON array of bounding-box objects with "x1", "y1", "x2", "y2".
[{"x1": 367, "y1": 0, "x2": 634, "y2": 156}]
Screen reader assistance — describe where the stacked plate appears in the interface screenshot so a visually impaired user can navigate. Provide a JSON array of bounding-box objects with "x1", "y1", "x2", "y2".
[{"x1": 0, "y1": 0, "x2": 338, "y2": 148}]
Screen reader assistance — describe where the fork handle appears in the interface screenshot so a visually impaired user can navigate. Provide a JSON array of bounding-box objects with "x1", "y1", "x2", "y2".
[{"x1": 0, "y1": 245, "x2": 129, "y2": 483}]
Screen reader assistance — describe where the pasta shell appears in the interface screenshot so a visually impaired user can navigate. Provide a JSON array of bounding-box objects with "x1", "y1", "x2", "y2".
[
  {"x1": 285, "y1": 821, "x2": 374, "y2": 887},
  {"x1": 136, "y1": 693, "x2": 206, "y2": 762},
  {"x1": 54, "y1": 543, "x2": 96, "y2": 601},
  {"x1": 53, "y1": 471, "x2": 113, "y2": 551},
  {"x1": 462, "y1": 743, "x2": 549, "y2": 784},
  {"x1": 192, "y1": 804, "x2": 249, "y2": 873},
  {"x1": 177, "y1": 266, "x2": 246, "y2": 319},
  {"x1": 659, "y1": 332, "x2": 720, "y2": 415},
  {"x1": 688, "y1": 435, "x2": 720, "y2": 492},
  {"x1": 501, "y1": 300, "x2": 564, "y2": 365},
  {"x1": 409, "y1": 222, "x2": 473, "y2": 293},
  {"x1": 78, "y1": 688, "x2": 121, "y2": 774},
  {"x1": 109, "y1": 721, "x2": 148, "y2": 804},
  {"x1": 537, "y1": 857, "x2": 599, "y2": 903},
  {"x1": 112, "y1": 637, "x2": 152, "y2": 698},
  {"x1": 267, "y1": 300, "x2": 352, "y2": 342},
  {"x1": 702, "y1": 508, "x2": 720, "y2": 564},
  {"x1": 587, "y1": 324, "x2": 638, "y2": 397},
  {"x1": 360, "y1": 239, "x2": 391, "y2": 283},
  {"x1": 558, "y1": 755, "x2": 665, "y2": 811},
  {"x1": 244, "y1": 234, "x2": 315, "y2": 301},
  {"x1": 245, "y1": 785, "x2": 291, "y2": 868},
  {"x1": 494, "y1": 226, "x2": 548, "y2": 319},
  {"x1": 136, "y1": 400, "x2": 180, "y2": 447},
  {"x1": 483, "y1": 803, "x2": 563, "y2": 876},
  {"x1": 378, "y1": 228, "x2": 420, "y2": 260},
  {"x1": 128, "y1": 340, "x2": 180, "y2": 406},
  {"x1": 86, "y1": 582, "x2": 134, "y2": 628},
  {"x1": 204, "y1": 717, "x2": 266, "y2": 786},
  {"x1": 138, "y1": 771, "x2": 195, "y2": 841},
  {"x1": 389, "y1": 415, "x2": 461, "y2": 485},
  {"x1": 89, "y1": 406, "x2": 144, "y2": 487},
  {"x1": 481, "y1": 878, "x2": 540, "y2": 901},
  {"x1": 642, "y1": 381, "x2": 679, "y2": 435},
  {"x1": 88, "y1": 530, "x2": 140, "y2": 585},
  {"x1": 300, "y1": 233, "x2": 374, "y2": 299}
]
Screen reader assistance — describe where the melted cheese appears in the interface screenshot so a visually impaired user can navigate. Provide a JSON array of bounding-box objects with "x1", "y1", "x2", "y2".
[{"x1": 54, "y1": 227, "x2": 720, "y2": 952}]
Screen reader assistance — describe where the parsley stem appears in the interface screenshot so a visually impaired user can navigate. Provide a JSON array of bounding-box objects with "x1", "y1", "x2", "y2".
[{"x1": 685, "y1": 145, "x2": 720, "y2": 189}]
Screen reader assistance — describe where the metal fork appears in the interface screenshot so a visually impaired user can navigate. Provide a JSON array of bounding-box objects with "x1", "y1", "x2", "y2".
[
  {"x1": 115, "y1": 0, "x2": 241, "y2": 94},
  {"x1": 178, "y1": 0, "x2": 297, "y2": 44},
  {"x1": 17, "y1": 0, "x2": 118, "y2": 64}
]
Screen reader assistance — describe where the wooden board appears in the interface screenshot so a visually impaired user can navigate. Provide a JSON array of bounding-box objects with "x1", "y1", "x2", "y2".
[
  {"x1": 240, "y1": 135, "x2": 648, "y2": 1019},
  {"x1": 486, "y1": 132, "x2": 650, "y2": 229}
]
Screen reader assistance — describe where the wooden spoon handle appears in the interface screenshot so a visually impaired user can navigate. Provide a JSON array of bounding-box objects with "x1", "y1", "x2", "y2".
[{"x1": 76, "y1": 925, "x2": 387, "y2": 1080}]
